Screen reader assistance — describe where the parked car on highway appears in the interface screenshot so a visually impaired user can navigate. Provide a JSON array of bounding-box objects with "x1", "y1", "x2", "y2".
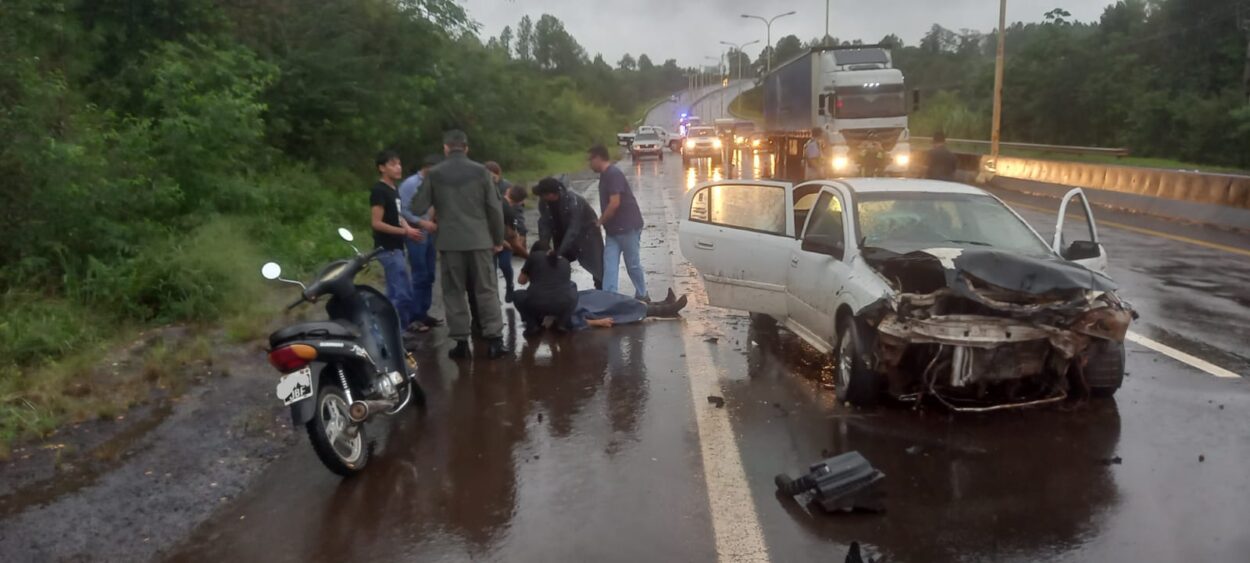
[
  {"x1": 732, "y1": 121, "x2": 759, "y2": 151},
  {"x1": 679, "y1": 178, "x2": 1132, "y2": 409},
  {"x1": 631, "y1": 131, "x2": 665, "y2": 161},
  {"x1": 682, "y1": 126, "x2": 722, "y2": 165},
  {"x1": 617, "y1": 129, "x2": 636, "y2": 148},
  {"x1": 637, "y1": 125, "x2": 682, "y2": 152}
]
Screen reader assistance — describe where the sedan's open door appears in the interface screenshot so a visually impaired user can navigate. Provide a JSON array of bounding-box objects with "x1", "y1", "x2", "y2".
[
  {"x1": 679, "y1": 180, "x2": 796, "y2": 316},
  {"x1": 1053, "y1": 188, "x2": 1108, "y2": 273}
]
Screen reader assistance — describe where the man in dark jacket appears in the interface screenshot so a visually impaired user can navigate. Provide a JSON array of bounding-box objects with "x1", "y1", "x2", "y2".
[
  {"x1": 533, "y1": 177, "x2": 604, "y2": 289},
  {"x1": 926, "y1": 131, "x2": 958, "y2": 181},
  {"x1": 410, "y1": 130, "x2": 509, "y2": 359}
]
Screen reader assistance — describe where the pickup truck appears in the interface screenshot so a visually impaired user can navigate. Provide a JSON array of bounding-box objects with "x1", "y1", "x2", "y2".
[
  {"x1": 618, "y1": 125, "x2": 680, "y2": 151},
  {"x1": 679, "y1": 178, "x2": 1131, "y2": 410}
]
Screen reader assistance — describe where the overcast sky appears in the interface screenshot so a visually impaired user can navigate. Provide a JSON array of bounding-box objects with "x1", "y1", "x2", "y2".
[{"x1": 457, "y1": 0, "x2": 1115, "y2": 67}]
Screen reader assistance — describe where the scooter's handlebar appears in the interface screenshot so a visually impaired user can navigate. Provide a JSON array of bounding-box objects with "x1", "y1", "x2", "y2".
[{"x1": 287, "y1": 247, "x2": 386, "y2": 311}]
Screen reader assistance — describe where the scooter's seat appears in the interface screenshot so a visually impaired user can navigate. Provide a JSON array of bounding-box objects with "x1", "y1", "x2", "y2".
[{"x1": 269, "y1": 321, "x2": 360, "y2": 348}]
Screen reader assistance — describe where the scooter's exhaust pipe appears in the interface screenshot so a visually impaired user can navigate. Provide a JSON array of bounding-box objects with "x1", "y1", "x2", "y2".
[{"x1": 348, "y1": 399, "x2": 397, "y2": 423}]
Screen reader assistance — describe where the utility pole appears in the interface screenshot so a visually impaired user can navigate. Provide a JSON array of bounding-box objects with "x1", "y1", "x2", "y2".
[
  {"x1": 720, "y1": 40, "x2": 761, "y2": 81},
  {"x1": 742, "y1": 11, "x2": 797, "y2": 74},
  {"x1": 990, "y1": 0, "x2": 1007, "y2": 169},
  {"x1": 825, "y1": 0, "x2": 830, "y2": 43}
]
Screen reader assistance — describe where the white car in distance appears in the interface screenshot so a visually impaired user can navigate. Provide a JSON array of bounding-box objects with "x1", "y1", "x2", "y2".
[
  {"x1": 637, "y1": 125, "x2": 681, "y2": 152},
  {"x1": 678, "y1": 178, "x2": 1132, "y2": 410}
]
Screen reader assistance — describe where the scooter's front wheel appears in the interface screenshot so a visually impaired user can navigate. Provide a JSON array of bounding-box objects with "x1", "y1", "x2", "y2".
[{"x1": 306, "y1": 383, "x2": 370, "y2": 476}]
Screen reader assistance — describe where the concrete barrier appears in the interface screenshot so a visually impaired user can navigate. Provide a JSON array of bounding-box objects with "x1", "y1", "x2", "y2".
[
  {"x1": 970, "y1": 155, "x2": 1250, "y2": 230},
  {"x1": 985, "y1": 155, "x2": 1250, "y2": 211}
]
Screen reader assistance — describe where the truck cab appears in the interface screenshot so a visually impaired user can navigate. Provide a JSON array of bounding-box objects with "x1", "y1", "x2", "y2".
[{"x1": 764, "y1": 46, "x2": 913, "y2": 180}]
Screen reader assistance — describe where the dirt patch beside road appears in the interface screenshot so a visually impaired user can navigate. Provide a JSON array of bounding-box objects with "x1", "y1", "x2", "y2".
[{"x1": 0, "y1": 329, "x2": 294, "y2": 561}]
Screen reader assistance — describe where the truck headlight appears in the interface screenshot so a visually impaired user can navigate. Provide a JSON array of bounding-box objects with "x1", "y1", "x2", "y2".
[
  {"x1": 833, "y1": 156, "x2": 850, "y2": 170},
  {"x1": 713, "y1": 139, "x2": 723, "y2": 149},
  {"x1": 895, "y1": 153, "x2": 911, "y2": 167},
  {"x1": 685, "y1": 140, "x2": 695, "y2": 149}
]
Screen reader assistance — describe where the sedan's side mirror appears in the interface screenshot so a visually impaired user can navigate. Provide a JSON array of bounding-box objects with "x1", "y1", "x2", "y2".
[
  {"x1": 801, "y1": 234, "x2": 845, "y2": 260},
  {"x1": 1064, "y1": 240, "x2": 1101, "y2": 261}
]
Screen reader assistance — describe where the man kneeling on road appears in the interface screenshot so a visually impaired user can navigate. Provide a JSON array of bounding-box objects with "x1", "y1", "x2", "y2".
[
  {"x1": 534, "y1": 177, "x2": 604, "y2": 289},
  {"x1": 410, "y1": 130, "x2": 510, "y2": 360},
  {"x1": 514, "y1": 242, "x2": 687, "y2": 338}
]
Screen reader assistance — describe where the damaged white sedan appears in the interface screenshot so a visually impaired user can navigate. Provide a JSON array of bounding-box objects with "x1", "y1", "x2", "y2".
[{"x1": 679, "y1": 178, "x2": 1133, "y2": 410}]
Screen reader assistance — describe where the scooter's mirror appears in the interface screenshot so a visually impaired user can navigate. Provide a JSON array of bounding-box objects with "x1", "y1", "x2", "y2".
[
  {"x1": 261, "y1": 262, "x2": 283, "y2": 280},
  {"x1": 337, "y1": 228, "x2": 354, "y2": 243}
]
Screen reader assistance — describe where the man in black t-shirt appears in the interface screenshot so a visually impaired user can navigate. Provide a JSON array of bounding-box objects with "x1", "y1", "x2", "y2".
[{"x1": 370, "y1": 150, "x2": 425, "y2": 332}]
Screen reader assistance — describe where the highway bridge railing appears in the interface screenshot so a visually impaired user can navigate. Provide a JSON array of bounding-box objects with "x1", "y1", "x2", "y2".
[{"x1": 911, "y1": 136, "x2": 1131, "y2": 158}]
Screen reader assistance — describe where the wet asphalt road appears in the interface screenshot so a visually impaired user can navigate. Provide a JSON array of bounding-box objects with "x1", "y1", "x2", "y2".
[{"x1": 168, "y1": 112, "x2": 1250, "y2": 563}]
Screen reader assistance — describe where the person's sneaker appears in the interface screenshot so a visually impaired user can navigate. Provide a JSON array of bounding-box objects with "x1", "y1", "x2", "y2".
[
  {"x1": 448, "y1": 340, "x2": 470, "y2": 359},
  {"x1": 421, "y1": 317, "x2": 444, "y2": 328},
  {"x1": 504, "y1": 287, "x2": 515, "y2": 304},
  {"x1": 637, "y1": 295, "x2": 651, "y2": 303},
  {"x1": 487, "y1": 338, "x2": 511, "y2": 359}
]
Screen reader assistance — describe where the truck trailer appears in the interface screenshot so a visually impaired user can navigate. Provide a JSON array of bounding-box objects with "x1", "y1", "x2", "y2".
[{"x1": 763, "y1": 45, "x2": 911, "y2": 181}]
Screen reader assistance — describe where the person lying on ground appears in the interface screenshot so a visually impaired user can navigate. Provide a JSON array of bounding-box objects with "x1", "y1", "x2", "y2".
[{"x1": 514, "y1": 242, "x2": 688, "y2": 337}]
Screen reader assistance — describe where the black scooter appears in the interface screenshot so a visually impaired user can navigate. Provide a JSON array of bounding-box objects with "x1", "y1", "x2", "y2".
[{"x1": 261, "y1": 228, "x2": 424, "y2": 476}]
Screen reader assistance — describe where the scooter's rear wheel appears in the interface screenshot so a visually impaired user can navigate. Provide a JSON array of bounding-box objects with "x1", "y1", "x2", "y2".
[{"x1": 307, "y1": 383, "x2": 370, "y2": 476}]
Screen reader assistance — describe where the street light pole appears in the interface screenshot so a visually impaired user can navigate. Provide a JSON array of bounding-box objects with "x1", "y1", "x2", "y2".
[
  {"x1": 720, "y1": 40, "x2": 761, "y2": 81},
  {"x1": 990, "y1": 0, "x2": 1007, "y2": 168},
  {"x1": 741, "y1": 11, "x2": 796, "y2": 74}
]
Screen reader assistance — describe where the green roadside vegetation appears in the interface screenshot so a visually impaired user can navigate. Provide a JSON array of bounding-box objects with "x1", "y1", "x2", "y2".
[{"x1": 0, "y1": 0, "x2": 690, "y2": 450}]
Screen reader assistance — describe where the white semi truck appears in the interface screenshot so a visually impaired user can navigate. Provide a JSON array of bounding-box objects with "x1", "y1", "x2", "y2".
[{"x1": 763, "y1": 45, "x2": 911, "y2": 180}]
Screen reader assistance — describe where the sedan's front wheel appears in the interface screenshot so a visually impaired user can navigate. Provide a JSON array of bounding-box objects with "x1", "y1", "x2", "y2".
[{"x1": 834, "y1": 317, "x2": 880, "y2": 406}]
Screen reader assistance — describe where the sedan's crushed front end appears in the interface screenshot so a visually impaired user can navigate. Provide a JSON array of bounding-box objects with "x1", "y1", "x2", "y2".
[{"x1": 859, "y1": 247, "x2": 1133, "y2": 410}]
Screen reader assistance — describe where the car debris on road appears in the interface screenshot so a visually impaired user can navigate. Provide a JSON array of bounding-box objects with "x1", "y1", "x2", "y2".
[{"x1": 775, "y1": 451, "x2": 886, "y2": 513}]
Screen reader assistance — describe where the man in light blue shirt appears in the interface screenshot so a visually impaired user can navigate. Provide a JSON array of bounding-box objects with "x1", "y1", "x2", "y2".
[{"x1": 399, "y1": 154, "x2": 442, "y2": 331}]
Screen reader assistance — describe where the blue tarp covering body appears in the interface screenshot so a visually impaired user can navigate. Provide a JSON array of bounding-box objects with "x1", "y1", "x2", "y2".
[{"x1": 568, "y1": 290, "x2": 646, "y2": 331}]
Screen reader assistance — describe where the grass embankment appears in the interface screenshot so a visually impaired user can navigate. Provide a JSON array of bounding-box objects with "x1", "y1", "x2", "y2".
[{"x1": 728, "y1": 86, "x2": 764, "y2": 122}]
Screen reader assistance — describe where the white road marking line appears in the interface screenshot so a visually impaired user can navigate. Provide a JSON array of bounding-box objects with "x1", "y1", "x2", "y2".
[
  {"x1": 661, "y1": 183, "x2": 770, "y2": 563},
  {"x1": 1126, "y1": 331, "x2": 1242, "y2": 379}
]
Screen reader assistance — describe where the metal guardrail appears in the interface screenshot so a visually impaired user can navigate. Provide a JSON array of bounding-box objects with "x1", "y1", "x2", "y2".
[{"x1": 912, "y1": 137, "x2": 1131, "y2": 157}]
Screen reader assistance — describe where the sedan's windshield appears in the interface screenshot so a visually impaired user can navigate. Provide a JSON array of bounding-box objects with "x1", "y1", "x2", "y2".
[{"x1": 855, "y1": 192, "x2": 1053, "y2": 258}]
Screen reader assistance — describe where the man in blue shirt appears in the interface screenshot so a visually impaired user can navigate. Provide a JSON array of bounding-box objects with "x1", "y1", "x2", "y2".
[
  {"x1": 398, "y1": 154, "x2": 443, "y2": 331},
  {"x1": 588, "y1": 144, "x2": 648, "y2": 301}
]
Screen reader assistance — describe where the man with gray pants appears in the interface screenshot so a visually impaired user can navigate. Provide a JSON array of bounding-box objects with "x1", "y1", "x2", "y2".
[{"x1": 410, "y1": 130, "x2": 510, "y2": 359}]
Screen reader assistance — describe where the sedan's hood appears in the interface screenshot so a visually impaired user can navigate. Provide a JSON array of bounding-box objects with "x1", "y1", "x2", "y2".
[{"x1": 861, "y1": 246, "x2": 1117, "y2": 295}]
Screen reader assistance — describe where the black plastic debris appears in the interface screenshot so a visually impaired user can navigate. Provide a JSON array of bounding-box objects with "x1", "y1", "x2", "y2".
[
  {"x1": 775, "y1": 451, "x2": 885, "y2": 513},
  {"x1": 707, "y1": 395, "x2": 725, "y2": 408}
]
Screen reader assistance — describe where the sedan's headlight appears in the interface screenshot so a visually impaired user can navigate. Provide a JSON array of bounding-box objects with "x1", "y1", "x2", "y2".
[
  {"x1": 685, "y1": 140, "x2": 695, "y2": 149},
  {"x1": 713, "y1": 139, "x2": 723, "y2": 149},
  {"x1": 752, "y1": 139, "x2": 761, "y2": 147},
  {"x1": 833, "y1": 156, "x2": 850, "y2": 170},
  {"x1": 895, "y1": 153, "x2": 911, "y2": 167}
]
